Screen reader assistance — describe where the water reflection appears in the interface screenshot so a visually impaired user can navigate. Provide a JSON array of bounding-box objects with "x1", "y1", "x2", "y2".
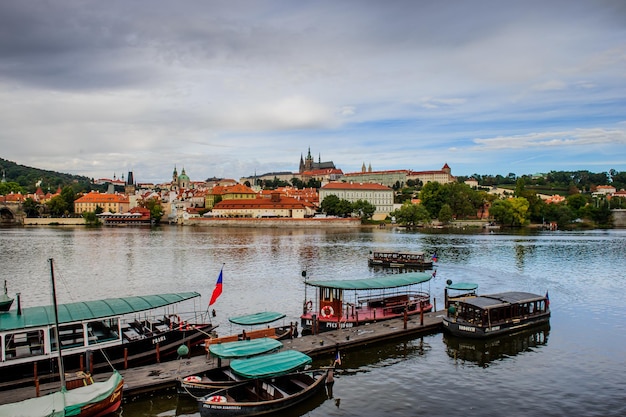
[{"x1": 443, "y1": 324, "x2": 550, "y2": 368}]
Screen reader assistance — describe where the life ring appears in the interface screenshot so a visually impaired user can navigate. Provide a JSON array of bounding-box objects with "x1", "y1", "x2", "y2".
[
  {"x1": 321, "y1": 306, "x2": 334, "y2": 318},
  {"x1": 304, "y1": 300, "x2": 313, "y2": 311},
  {"x1": 207, "y1": 395, "x2": 227, "y2": 403},
  {"x1": 183, "y1": 376, "x2": 202, "y2": 383}
]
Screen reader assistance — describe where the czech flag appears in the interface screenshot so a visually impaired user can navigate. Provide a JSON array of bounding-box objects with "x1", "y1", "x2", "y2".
[
  {"x1": 209, "y1": 267, "x2": 223, "y2": 306},
  {"x1": 545, "y1": 291, "x2": 550, "y2": 308},
  {"x1": 334, "y1": 350, "x2": 341, "y2": 366},
  {"x1": 432, "y1": 251, "x2": 438, "y2": 262}
]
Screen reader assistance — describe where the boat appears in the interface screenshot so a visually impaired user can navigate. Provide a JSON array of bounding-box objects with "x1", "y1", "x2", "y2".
[
  {"x1": 442, "y1": 287, "x2": 551, "y2": 338},
  {"x1": 0, "y1": 286, "x2": 215, "y2": 389},
  {"x1": 197, "y1": 367, "x2": 330, "y2": 417},
  {"x1": 300, "y1": 272, "x2": 433, "y2": 334},
  {"x1": 444, "y1": 280, "x2": 479, "y2": 308},
  {"x1": 178, "y1": 337, "x2": 283, "y2": 397},
  {"x1": 0, "y1": 258, "x2": 125, "y2": 417},
  {"x1": 367, "y1": 251, "x2": 434, "y2": 269},
  {"x1": 204, "y1": 311, "x2": 295, "y2": 350},
  {"x1": 0, "y1": 281, "x2": 13, "y2": 312}
]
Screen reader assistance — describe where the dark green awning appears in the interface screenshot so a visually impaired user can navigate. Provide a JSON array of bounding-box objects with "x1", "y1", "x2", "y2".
[
  {"x1": 209, "y1": 338, "x2": 282, "y2": 359},
  {"x1": 230, "y1": 350, "x2": 312, "y2": 379},
  {"x1": 228, "y1": 311, "x2": 286, "y2": 326},
  {"x1": 446, "y1": 282, "x2": 479, "y2": 291},
  {"x1": 0, "y1": 292, "x2": 201, "y2": 332},
  {"x1": 305, "y1": 272, "x2": 432, "y2": 290}
]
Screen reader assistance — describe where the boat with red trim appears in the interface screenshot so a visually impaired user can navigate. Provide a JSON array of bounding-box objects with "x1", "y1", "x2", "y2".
[
  {"x1": 300, "y1": 272, "x2": 433, "y2": 334},
  {"x1": 368, "y1": 250, "x2": 434, "y2": 269}
]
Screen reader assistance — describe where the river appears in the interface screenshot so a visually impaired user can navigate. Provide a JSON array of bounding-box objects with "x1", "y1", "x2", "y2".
[{"x1": 0, "y1": 226, "x2": 624, "y2": 417}]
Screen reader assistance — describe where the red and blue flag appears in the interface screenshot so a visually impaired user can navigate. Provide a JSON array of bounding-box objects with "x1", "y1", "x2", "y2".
[{"x1": 209, "y1": 267, "x2": 223, "y2": 306}]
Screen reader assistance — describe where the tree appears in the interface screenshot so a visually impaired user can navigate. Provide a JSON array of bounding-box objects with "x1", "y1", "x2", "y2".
[
  {"x1": 46, "y1": 195, "x2": 69, "y2": 217},
  {"x1": 389, "y1": 202, "x2": 431, "y2": 228},
  {"x1": 0, "y1": 181, "x2": 24, "y2": 195},
  {"x1": 21, "y1": 197, "x2": 40, "y2": 217},
  {"x1": 320, "y1": 195, "x2": 340, "y2": 215},
  {"x1": 139, "y1": 197, "x2": 164, "y2": 224},
  {"x1": 352, "y1": 199, "x2": 376, "y2": 220},
  {"x1": 438, "y1": 204, "x2": 454, "y2": 225},
  {"x1": 82, "y1": 211, "x2": 101, "y2": 226}
]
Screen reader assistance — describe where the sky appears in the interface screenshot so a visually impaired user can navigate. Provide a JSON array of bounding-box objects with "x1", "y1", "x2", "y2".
[{"x1": 1, "y1": 1, "x2": 625, "y2": 184}]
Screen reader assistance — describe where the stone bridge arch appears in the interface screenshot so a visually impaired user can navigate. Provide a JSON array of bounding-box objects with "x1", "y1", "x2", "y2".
[{"x1": 0, "y1": 203, "x2": 25, "y2": 226}]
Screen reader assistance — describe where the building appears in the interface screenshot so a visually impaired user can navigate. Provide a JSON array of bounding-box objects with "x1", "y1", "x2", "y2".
[
  {"x1": 299, "y1": 148, "x2": 336, "y2": 173},
  {"x1": 319, "y1": 182, "x2": 394, "y2": 220},
  {"x1": 342, "y1": 163, "x2": 455, "y2": 188},
  {"x1": 74, "y1": 191, "x2": 130, "y2": 214},
  {"x1": 212, "y1": 192, "x2": 315, "y2": 218}
]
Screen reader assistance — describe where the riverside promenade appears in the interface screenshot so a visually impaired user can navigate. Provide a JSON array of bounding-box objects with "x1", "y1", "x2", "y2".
[{"x1": 0, "y1": 310, "x2": 444, "y2": 404}]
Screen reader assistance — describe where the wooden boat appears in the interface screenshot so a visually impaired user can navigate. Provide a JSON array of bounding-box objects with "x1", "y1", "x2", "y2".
[
  {"x1": 204, "y1": 311, "x2": 295, "y2": 351},
  {"x1": 0, "y1": 287, "x2": 215, "y2": 389},
  {"x1": 0, "y1": 258, "x2": 124, "y2": 417},
  {"x1": 178, "y1": 337, "x2": 283, "y2": 397},
  {"x1": 0, "y1": 281, "x2": 13, "y2": 312},
  {"x1": 367, "y1": 251, "x2": 434, "y2": 269},
  {"x1": 197, "y1": 368, "x2": 330, "y2": 417},
  {"x1": 300, "y1": 272, "x2": 433, "y2": 334},
  {"x1": 442, "y1": 289, "x2": 551, "y2": 338}
]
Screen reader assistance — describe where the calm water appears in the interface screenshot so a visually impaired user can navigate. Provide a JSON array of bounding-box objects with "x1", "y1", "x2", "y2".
[{"x1": 1, "y1": 226, "x2": 625, "y2": 417}]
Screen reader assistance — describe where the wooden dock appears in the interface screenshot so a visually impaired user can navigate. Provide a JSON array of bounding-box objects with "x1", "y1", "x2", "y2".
[{"x1": 0, "y1": 310, "x2": 444, "y2": 405}]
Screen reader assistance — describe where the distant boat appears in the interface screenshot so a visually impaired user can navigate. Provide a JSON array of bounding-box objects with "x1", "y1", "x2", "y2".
[
  {"x1": 0, "y1": 281, "x2": 13, "y2": 312},
  {"x1": 368, "y1": 251, "x2": 434, "y2": 269},
  {"x1": 197, "y1": 366, "x2": 330, "y2": 417},
  {"x1": 301, "y1": 272, "x2": 433, "y2": 334},
  {"x1": 205, "y1": 311, "x2": 295, "y2": 349},
  {"x1": 0, "y1": 258, "x2": 124, "y2": 417}
]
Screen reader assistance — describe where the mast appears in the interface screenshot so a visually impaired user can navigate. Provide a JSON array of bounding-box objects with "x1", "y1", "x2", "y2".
[{"x1": 49, "y1": 258, "x2": 66, "y2": 390}]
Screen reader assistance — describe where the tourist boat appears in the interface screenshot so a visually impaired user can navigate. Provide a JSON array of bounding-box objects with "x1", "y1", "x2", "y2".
[
  {"x1": 300, "y1": 272, "x2": 433, "y2": 334},
  {"x1": 0, "y1": 281, "x2": 13, "y2": 312},
  {"x1": 444, "y1": 280, "x2": 479, "y2": 308},
  {"x1": 0, "y1": 285, "x2": 215, "y2": 388},
  {"x1": 178, "y1": 337, "x2": 284, "y2": 397},
  {"x1": 197, "y1": 366, "x2": 330, "y2": 417},
  {"x1": 0, "y1": 258, "x2": 125, "y2": 417},
  {"x1": 367, "y1": 251, "x2": 434, "y2": 269},
  {"x1": 442, "y1": 288, "x2": 551, "y2": 338}
]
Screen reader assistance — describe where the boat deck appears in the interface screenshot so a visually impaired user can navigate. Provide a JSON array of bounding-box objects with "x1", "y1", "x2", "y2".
[{"x1": 0, "y1": 310, "x2": 445, "y2": 405}]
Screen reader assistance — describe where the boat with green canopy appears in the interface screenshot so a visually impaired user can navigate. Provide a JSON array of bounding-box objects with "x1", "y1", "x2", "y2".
[
  {"x1": 228, "y1": 311, "x2": 286, "y2": 326},
  {"x1": 209, "y1": 337, "x2": 282, "y2": 359},
  {"x1": 230, "y1": 350, "x2": 312, "y2": 379},
  {"x1": 0, "y1": 289, "x2": 215, "y2": 388},
  {"x1": 301, "y1": 271, "x2": 434, "y2": 334}
]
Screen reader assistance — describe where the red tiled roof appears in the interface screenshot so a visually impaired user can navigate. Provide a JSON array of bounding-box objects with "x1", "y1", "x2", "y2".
[
  {"x1": 321, "y1": 182, "x2": 392, "y2": 190},
  {"x1": 75, "y1": 191, "x2": 129, "y2": 203}
]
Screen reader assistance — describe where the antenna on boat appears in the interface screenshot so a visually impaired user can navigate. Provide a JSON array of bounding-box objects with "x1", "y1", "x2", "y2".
[{"x1": 49, "y1": 258, "x2": 66, "y2": 390}]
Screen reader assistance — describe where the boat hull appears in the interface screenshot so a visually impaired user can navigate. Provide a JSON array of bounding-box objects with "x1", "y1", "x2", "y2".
[
  {"x1": 197, "y1": 370, "x2": 329, "y2": 417},
  {"x1": 442, "y1": 313, "x2": 551, "y2": 339}
]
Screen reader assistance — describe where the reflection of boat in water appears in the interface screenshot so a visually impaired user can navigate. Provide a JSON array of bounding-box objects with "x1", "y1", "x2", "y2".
[
  {"x1": 301, "y1": 272, "x2": 433, "y2": 334},
  {"x1": 368, "y1": 251, "x2": 434, "y2": 269},
  {"x1": 443, "y1": 323, "x2": 550, "y2": 367},
  {"x1": 442, "y1": 280, "x2": 550, "y2": 338}
]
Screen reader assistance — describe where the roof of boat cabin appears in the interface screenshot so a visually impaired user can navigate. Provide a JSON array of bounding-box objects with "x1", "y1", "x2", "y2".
[
  {"x1": 228, "y1": 311, "x2": 286, "y2": 325},
  {"x1": 457, "y1": 292, "x2": 546, "y2": 309},
  {"x1": 209, "y1": 337, "x2": 283, "y2": 359},
  {"x1": 230, "y1": 350, "x2": 312, "y2": 379},
  {"x1": 305, "y1": 272, "x2": 432, "y2": 290},
  {"x1": 446, "y1": 282, "x2": 479, "y2": 291},
  {"x1": 0, "y1": 292, "x2": 201, "y2": 332}
]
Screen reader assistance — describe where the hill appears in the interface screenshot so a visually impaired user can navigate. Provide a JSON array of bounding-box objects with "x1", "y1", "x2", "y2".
[{"x1": 0, "y1": 157, "x2": 96, "y2": 194}]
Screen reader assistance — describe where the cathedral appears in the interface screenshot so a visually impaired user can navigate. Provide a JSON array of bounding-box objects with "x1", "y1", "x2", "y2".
[{"x1": 298, "y1": 148, "x2": 336, "y2": 173}]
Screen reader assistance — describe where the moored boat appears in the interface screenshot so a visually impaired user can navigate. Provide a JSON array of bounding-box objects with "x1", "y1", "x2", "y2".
[
  {"x1": 178, "y1": 337, "x2": 284, "y2": 397},
  {"x1": 197, "y1": 368, "x2": 330, "y2": 417},
  {"x1": 0, "y1": 281, "x2": 13, "y2": 312},
  {"x1": 442, "y1": 289, "x2": 550, "y2": 338},
  {"x1": 0, "y1": 290, "x2": 215, "y2": 389},
  {"x1": 204, "y1": 311, "x2": 295, "y2": 350},
  {"x1": 368, "y1": 251, "x2": 434, "y2": 269},
  {"x1": 300, "y1": 272, "x2": 433, "y2": 334}
]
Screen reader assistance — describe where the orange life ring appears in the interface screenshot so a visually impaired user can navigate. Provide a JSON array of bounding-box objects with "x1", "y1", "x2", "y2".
[
  {"x1": 183, "y1": 375, "x2": 202, "y2": 383},
  {"x1": 321, "y1": 306, "x2": 334, "y2": 318},
  {"x1": 207, "y1": 395, "x2": 227, "y2": 403}
]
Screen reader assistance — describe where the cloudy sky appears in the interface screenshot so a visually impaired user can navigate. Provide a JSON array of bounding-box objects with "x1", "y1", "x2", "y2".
[{"x1": 1, "y1": 1, "x2": 625, "y2": 184}]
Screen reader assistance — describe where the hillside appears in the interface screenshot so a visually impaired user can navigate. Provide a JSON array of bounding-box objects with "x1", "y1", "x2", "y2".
[{"x1": 0, "y1": 157, "x2": 95, "y2": 194}]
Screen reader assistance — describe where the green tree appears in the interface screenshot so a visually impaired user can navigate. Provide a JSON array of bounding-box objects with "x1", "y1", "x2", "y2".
[
  {"x1": 82, "y1": 211, "x2": 102, "y2": 226},
  {"x1": 352, "y1": 199, "x2": 376, "y2": 220},
  {"x1": 140, "y1": 198, "x2": 164, "y2": 224},
  {"x1": 21, "y1": 197, "x2": 40, "y2": 217},
  {"x1": 0, "y1": 181, "x2": 24, "y2": 195},
  {"x1": 46, "y1": 195, "x2": 68, "y2": 217},
  {"x1": 390, "y1": 202, "x2": 431, "y2": 228},
  {"x1": 438, "y1": 204, "x2": 454, "y2": 225},
  {"x1": 419, "y1": 181, "x2": 446, "y2": 218},
  {"x1": 320, "y1": 195, "x2": 340, "y2": 215}
]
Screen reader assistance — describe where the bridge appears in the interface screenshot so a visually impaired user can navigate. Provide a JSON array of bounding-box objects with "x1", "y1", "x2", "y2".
[{"x1": 0, "y1": 202, "x2": 25, "y2": 226}]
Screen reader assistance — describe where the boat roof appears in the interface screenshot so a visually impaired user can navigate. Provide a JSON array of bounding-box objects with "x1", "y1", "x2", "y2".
[
  {"x1": 230, "y1": 350, "x2": 312, "y2": 379},
  {"x1": 209, "y1": 337, "x2": 283, "y2": 359},
  {"x1": 228, "y1": 311, "x2": 286, "y2": 326},
  {"x1": 459, "y1": 292, "x2": 546, "y2": 309},
  {"x1": 0, "y1": 292, "x2": 201, "y2": 332},
  {"x1": 305, "y1": 272, "x2": 432, "y2": 290},
  {"x1": 446, "y1": 282, "x2": 479, "y2": 291}
]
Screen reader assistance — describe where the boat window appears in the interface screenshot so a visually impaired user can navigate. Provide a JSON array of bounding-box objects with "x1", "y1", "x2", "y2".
[
  {"x1": 4, "y1": 330, "x2": 45, "y2": 360},
  {"x1": 50, "y1": 323, "x2": 85, "y2": 351},
  {"x1": 87, "y1": 318, "x2": 120, "y2": 345}
]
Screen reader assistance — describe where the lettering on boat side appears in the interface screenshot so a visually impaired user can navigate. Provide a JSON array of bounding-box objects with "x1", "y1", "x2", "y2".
[
  {"x1": 486, "y1": 326, "x2": 501, "y2": 332},
  {"x1": 458, "y1": 325, "x2": 476, "y2": 332},
  {"x1": 326, "y1": 322, "x2": 354, "y2": 329},
  {"x1": 204, "y1": 404, "x2": 242, "y2": 410},
  {"x1": 152, "y1": 335, "x2": 166, "y2": 344}
]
